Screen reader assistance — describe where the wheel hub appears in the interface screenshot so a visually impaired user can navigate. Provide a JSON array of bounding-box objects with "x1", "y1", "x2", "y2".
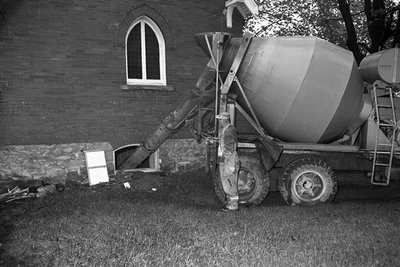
[
  {"x1": 294, "y1": 171, "x2": 323, "y2": 201},
  {"x1": 238, "y1": 170, "x2": 255, "y2": 194},
  {"x1": 302, "y1": 179, "x2": 313, "y2": 190}
]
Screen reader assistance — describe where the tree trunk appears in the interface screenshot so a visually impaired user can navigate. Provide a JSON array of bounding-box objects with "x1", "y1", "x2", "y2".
[
  {"x1": 366, "y1": 0, "x2": 387, "y2": 52},
  {"x1": 337, "y1": 0, "x2": 365, "y2": 64}
]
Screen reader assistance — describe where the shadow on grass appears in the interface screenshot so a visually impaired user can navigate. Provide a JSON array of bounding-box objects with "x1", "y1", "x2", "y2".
[
  {"x1": 127, "y1": 171, "x2": 289, "y2": 210},
  {"x1": 134, "y1": 171, "x2": 224, "y2": 210},
  {"x1": 334, "y1": 182, "x2": 400, "y2": 204},
  {"x1": 77, "y1": 170, "x2": 400, "y2": 211},
  {"x1": 0, "y1": 203, "x2": 23, "y2": 266}
]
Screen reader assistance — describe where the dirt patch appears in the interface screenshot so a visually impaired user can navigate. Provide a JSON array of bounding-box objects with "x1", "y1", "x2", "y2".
[{"x1": 114, "y1": 171, "x2": 168, "y2": 192}]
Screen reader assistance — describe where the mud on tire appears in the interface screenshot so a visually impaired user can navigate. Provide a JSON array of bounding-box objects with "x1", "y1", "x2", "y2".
[
  {"x1": 279, "y1": 157, "x2": 338, "y2": 206},
  {"x1": 214, "y1": 153, "x2": 270, "y2": 206}
]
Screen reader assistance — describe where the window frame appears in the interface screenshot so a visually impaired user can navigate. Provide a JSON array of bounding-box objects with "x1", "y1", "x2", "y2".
[{"x1": 125, "y1": 16, "x2": 166, "y2": 86}]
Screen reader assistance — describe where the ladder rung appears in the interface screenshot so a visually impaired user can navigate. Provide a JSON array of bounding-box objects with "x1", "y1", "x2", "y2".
[
  {"x1": 374, "y1": 163, "x2": 391, "y2": 167},
  {"x1": 375, "y1": 160, "x2": 391, "y2": 164},
  {"x1": 376, "y1": 151, "x2": 392, "y2": 155},
  {"x1": 376, "y1": 92, "x2": 392, "y2": 97},
  {"x1": 377, "y1": 105, "x2": 393, "y2": 108},
  {"x1": 209, "y1": 69, "x2": 227, "y2": 73},
  {"x1": 372, "y1": 181, "x2": 389, "y2": 186},
  {"x1": 379, "y1": 123, "x2": 395, "y2": 127},
  {"x1": 377, "y1": 143, "x2": 394, "y2": 146}
]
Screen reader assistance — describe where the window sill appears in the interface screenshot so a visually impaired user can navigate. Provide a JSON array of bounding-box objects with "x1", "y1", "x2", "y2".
[{"x1": 121, "y1": 84, "x2": 175, "y2": 91}]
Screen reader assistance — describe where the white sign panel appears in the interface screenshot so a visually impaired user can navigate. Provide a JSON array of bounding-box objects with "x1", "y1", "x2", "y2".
[{"x1": 84, "y1": 150, "x2": 109, "y2": 186}]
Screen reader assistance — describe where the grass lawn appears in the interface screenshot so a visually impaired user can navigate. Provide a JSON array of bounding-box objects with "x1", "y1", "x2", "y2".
[{"x1": 1, "y1": 171, "x2": 400, "y2": 266}]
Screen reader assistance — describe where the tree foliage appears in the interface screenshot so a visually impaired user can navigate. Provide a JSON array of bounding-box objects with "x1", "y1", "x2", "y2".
[{"x1": 246, "y1": 0, "x2": 400, "y2": 64}]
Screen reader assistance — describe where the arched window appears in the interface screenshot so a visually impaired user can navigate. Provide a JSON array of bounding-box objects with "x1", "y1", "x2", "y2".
[{"x1": 126, "y1": 16, "x2": 166, "y2": 85}]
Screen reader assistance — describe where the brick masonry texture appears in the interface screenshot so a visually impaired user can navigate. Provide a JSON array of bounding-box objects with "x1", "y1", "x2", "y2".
[
  {"x1": 0, "y1": 0, "x2": 243, "y2": 149},
  {"x1": 159, "y1": 138, "x2": 207, "y2": 172},
  {"x1": 0, "y1": 142, "x2": 114, "y2": 183},
  {"x1": 0, "y1": 139, "x2": 203, "y2": 183}
]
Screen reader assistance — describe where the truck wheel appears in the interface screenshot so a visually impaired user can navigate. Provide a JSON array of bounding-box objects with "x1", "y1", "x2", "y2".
[
  {"x1": 279, "y1": 157, "x2": 338, "y2": 206},
  {"x1": 214, "y1": 153, "x2": 270, "y2": 206}
]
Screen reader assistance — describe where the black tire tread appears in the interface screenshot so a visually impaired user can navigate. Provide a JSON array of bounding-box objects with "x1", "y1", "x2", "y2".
[
  {"x1": 213, "y1": 153, "x2": 270, "y2": 206},
  {"x1": 279, "y1": 157, "x2": 338, "y2": 206}
]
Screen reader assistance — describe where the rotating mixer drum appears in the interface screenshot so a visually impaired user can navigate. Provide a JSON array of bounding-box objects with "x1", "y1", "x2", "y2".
[{"x1": 196, "y1": 34, "x2": 371, "y2": 143}]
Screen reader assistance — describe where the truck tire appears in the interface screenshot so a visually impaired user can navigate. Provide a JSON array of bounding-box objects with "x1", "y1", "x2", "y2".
[
  {"x1": 214, "y1": 153, "x2": 270, "y2": 206},
  {"x1": 279, "y1": 157, "x2": 338, "y2": 206}
]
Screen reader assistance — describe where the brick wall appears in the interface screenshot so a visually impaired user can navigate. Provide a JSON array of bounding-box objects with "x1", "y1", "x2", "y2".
[{"x1": 0, "y1": 0, "x2": 243, "y2": 148}]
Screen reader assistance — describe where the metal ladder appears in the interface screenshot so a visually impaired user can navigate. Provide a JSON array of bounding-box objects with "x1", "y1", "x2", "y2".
[{"x1": 371, "y1": 83, "x2": 398, "y2": 185}]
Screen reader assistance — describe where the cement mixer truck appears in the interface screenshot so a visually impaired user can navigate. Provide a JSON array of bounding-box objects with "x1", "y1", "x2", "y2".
[{"x1": 119, "y1": 32, "x2": 400, "y2": 207}]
